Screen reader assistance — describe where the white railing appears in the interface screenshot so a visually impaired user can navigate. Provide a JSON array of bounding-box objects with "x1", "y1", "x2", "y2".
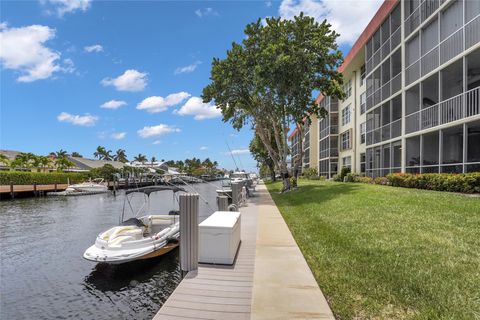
[
  {"x1": 465, "y1": 14, "x2": 480, "y2": 49},
  {"x1": 405, "y1": 0, "x2": 441, "y2": 37},
  {"x1": 421, "y1": 46, "x2": 439, "y2": 76},
  {"x1": 405, "y1": 86, "x2": 480, "y2": 134},
  {"x1": 405, "y1": 60, "x2": 420, "y2": 86},
  {"x1": 440, "y1": 28, "x2": 463, "y2": 64}
]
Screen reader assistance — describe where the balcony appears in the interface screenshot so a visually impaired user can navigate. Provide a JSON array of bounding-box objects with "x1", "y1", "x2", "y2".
[
  {"x1": 405, "y1": 13, "x2": 480, "y2": 87},
  {"x1": 405, "y1": 0, "x2": 441, "y2": 37},
  {"x1": 405, "y1": 86, "x2": 480, "y2": 134}
]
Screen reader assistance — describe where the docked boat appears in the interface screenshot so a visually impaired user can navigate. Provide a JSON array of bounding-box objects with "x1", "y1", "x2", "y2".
[
  {"x1": 66, "y1": 178, "x2": 108, "y2": 193},
  {"x1": 83, "y1": 185, "x2": 185, "y2": 264}
]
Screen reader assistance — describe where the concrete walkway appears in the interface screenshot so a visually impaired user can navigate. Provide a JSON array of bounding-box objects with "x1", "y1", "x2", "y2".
[
  {"x1": 251, "y1": 183, "x2": 334, "y2": 319},
  {"x1": 153, "y1": 182, "x2": 334, "y2": 320}
]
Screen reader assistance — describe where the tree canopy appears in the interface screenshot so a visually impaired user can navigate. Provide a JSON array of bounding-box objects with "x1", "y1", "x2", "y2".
[{"x1": 203, "y1": 14, "x2": 344, "y2": 190}]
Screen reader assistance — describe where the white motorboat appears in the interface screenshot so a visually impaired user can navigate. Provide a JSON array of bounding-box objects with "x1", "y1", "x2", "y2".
[
  {"x1": 216, "y1": 178, "x2": 233, "y2": 198},
  {"x1": 83, "y1": 185, "x2": 185, "y2": 264},
  {"x1": 66, "y1": 178, "x2": 108, "y2": 193}
]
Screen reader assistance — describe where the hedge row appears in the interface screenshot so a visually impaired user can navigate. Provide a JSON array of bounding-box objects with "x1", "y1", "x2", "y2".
[
  {"x1": 385, "y1": 173, "x2": 480, "y2": 194},
  {"x1": 0, "y1": 171, "x2": 88, "y2": 185}
]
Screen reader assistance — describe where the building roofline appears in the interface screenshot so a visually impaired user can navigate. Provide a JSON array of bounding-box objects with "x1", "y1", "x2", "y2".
[{"x1": 315, "y1": 0, "x2": 398, "y2": 103}]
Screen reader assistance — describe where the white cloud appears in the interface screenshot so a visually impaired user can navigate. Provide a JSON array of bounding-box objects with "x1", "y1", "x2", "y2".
[
  {"x1": 227, "y1": 149, "x2": 250, "y2": 156},
  {"x1": 42, "y1": 0, "x2": 92, "y2": 17},
  {"x1": 0, "y1": 24, "x2": 72, "y2": 82},
  {"x1": 279, "y1": 0, "x2": 383, "y2": 45},
  {"x1": 174, "y1": 97, "x2": 221, "y2": 120},
  {"x1": 200, "y1": 146, "x2": 208, "y2": 151},
  {"x1": 101, "y1": 69, "x2": 148, "y2": 92},
  {"x1": 84, "y1": 44, "x2": 103, "y2": 53},
  {"x1": 195, "y1": 8, "x2": 219, "y2": 18},
  {"x1": 174, "y1": 61, "x2": 201, "y2": 75},
  {"x1": 137, "y1": 124, "x2": 181, "y2": 138},
  {"x1": 152, "y1": 140, "x2": 162, "y2": 145},
  {"x1": 57, "y1": 112, "x2": 98, "y2": 126},
  {"x1": 110, "y1": 132, "x2": 126, "y2": 140},
  {"x1": 137, "y1": 92, "x2": 191, "y2": 113},
  {"x1": 100, "y1": 100, "x2": 127, "y2": 109}
]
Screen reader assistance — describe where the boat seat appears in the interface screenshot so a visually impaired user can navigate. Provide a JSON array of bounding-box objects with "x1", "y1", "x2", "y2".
[{"x1": 100, "y1": 226, "x2": 144, "y2": 243}]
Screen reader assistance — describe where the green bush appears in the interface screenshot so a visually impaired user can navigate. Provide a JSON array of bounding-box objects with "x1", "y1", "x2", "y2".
[
  {"x1": 302, "y1": 167, "x2": 319, "y2": 180},
  {"x1": 332, "y1": 174, "x2": 342, "y2": 182},
  {"x1": 355, "y1": 176, "x2": 373, "y2": 184},
  {"x1": 0, "y1": 171, "x2": 88, "y2": 185},
  {"x1": 386, "y1": 173, "x2": 480, "y2": 193},
  {"x1": 339, "y1": 167, "x2": 351, "y2": 181},
  {"x1": 344, "y1": 172, "x2": 360, "y2": 182}
]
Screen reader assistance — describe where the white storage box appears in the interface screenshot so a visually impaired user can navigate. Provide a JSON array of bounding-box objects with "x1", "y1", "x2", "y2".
[{"x1": 199, "y1": 211, "x2": 241, "y2": 265}]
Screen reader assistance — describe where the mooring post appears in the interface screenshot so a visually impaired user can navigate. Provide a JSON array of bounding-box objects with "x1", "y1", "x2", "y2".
[
  {"x1": 179, "y1": 193, "x2": 199, "y2": 277},
  {"x1": 231, "y1": 182, "x2": 241, "y2": 208},
  {"x1": 217, "y1": 195, "x2": 228, "y2": 211},
  {"x1": 112, "y1": 177, "x2": 117, "y2": 196},
  {"x1": 10, "y1": 181, "x2": 14, "y2": 199},
  {"x1": 33, "y1": 181, "x2": 37, "y2": 197}
]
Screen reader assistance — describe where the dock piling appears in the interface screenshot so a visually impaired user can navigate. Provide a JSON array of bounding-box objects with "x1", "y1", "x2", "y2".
[
  {"x1": 217, "y1": 195, "x2": 228, "y2": 211},
  {"x1": 179, "y1": 193, "x2": 199, "y2": 276},
  {"x1": 231, "y1": 182, "x2": 241, "y2": 208}
]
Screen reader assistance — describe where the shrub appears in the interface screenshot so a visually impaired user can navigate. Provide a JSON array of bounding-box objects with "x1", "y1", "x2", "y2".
[
  {"x1": 302, "y1": 167, "x2": 319, "y2": 180},
  {"x1": 339, "y1": 167, "x2": 351, "y2": 181},
  {"x1": 344, "y1": 172, "x2": 360, "y2": 182},
  {"x1": 355, "y1": 176, "x2": 373, "y2": 184},
  {"x1": 373, "y1": 177, "x2": 389, "y2": 185},
  {"x1": 0, "y1": 171, "x2": 88, "y2": 185},
  {"x1": 332, "y1": 174, "x2": 342, "y2": 182},
  {"x1": 386, "y1": 172, "x2": 480, "y2": 193}
]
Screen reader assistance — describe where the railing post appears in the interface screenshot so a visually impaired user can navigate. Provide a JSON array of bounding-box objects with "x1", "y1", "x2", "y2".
[
  {"x1": 179, "y1": 193, "x2": 199, "y2": 276},
  {"x1": 217, "y1": 195, "x2": 228, "y2": 211}
]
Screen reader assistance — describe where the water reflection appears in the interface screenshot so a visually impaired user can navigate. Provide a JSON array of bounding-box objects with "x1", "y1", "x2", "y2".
[{"x1": 1, "y1": 182, "x2": 220, "y2": 320}]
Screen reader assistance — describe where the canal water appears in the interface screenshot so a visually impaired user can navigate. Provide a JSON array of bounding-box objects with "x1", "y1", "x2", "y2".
[{"x1": 0, "y1": 182, "x2": 221, "y2": 320}]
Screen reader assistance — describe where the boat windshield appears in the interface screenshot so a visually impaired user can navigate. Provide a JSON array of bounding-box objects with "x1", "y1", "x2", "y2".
[
  {"x1": 221, "y1": 179, "x2": 232, "y2": 187},
  {"x1": 231, "y1": 173, "x2": 248, "y2": 179}
]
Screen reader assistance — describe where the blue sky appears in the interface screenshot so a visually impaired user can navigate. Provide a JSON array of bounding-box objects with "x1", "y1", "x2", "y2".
[{"x1": 0, "y1": 0, "x2": 382, "y2": 171}]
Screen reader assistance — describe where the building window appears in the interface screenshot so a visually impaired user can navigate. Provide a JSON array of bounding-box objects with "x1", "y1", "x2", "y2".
[
  {"x1": 360, "y1": 92, "x2": 366, "y2": 114},
  {"x1": 360, "y1": 122, "x2": 366, "y2": 144},
  {"x1": 342, "y1": 156, "x2": 351, "y2": 169},
  {"x1": 360, "y1": 153, "x2": 366, "y2": 173},
  {"x1": 360, "y1": 65, "x2": 366, "y2": 86},
  {"x1": 340, "y1": 130, "x2": 351, "y2": 150},
  {"x1": 343, "y1": 79, "x2": 352, "y2": 99},
  {"x1": 342, "y1": 104, "x2": 351, "y2": 126}
]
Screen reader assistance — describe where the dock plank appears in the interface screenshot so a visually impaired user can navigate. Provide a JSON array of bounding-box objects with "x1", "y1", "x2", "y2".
[{"x1": 153, "y1": 196, "x2": 258, "y2": 320}]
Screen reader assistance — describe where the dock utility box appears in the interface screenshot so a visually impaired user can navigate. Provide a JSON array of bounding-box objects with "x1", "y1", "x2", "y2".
[{"x1": 199, "y1": 211, "x2": 241, "y2": 265}]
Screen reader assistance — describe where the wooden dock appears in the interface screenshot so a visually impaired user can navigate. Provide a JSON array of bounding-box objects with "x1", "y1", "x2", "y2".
[
  {"x1": 0, "y1": 184, "x2": 68, "y2": 194},
  {"x1": 153, "y1": 192, "x2": 259, "y2": 320}
]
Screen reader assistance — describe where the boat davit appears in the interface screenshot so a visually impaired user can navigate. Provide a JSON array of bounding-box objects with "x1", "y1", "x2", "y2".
[{"x1": 83, "y1": 185, "x2": 185, "y2": 264}]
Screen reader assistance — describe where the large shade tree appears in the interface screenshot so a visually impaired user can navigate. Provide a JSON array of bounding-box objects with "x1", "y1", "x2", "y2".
[
  {"x1": 249, "y1": 133, "x2": 276, "y2": 181},
  {"x1": 203, "y1": 14, "x2": 344, "y2": 191}
]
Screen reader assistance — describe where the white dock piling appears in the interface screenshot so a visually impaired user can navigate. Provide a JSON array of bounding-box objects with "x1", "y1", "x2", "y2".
[
  {"x1": 179, "y1": 193, "x2": 199, "y2": 275},
  {"x1": 231, "y1": 182, "x2": 241, "y2": 208},
  {"x1": 217, "y1": 195, "x2": 228, "y2": 211}
]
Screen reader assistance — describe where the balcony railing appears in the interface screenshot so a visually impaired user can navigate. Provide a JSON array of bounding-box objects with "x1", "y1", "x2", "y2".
[
  {"x1": 366, "y1": 27, "x2": 401, "y2": 75},
  {"x1": 405, "y1": 86, "x2": 480, "y2": 134},
  {"x1": 405, "y1": 13, "x2": 480, "y2": 87},
  {"x1": 465, "y1": 14, "x2": 480, "y2": 49},
  {"x1": 405, "y1": 0, "x2": 440, "y2": 37}
]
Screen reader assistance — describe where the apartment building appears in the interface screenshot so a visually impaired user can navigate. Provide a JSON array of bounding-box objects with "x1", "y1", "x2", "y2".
[{"x1": 292, "y1": 0, "x2": 480, "y2": 178}]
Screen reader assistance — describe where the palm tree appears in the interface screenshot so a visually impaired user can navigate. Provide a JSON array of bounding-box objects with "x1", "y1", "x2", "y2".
[
  {"x1": 150, "y1": 156, "x2": 157, "y2": 167},
  {"x1": 94, "y1": 146, "x2": 105, "y2": 160},
  {"x1": 71, "y1": 151, "x2": 82, "y2": 158},
  {"x1": 35, "y1": 156, "x2": 52, "y2": 172},
  {"x1": 55, "y1": 157, "x2": 74, "y2": 171},
  {"x1": 0, "y1": 154, "x2": 10, "y2": 167},
  {"x1": 103, "y1": 149, "x2": 113, "y2": 161},
  {"x1": 114, "y1": 149, "x2": 128, "y2": 163},
  {"x1": 134, "y1": 154, "x2": 147, "y2": 164},
  {"x1": 55, "y1": 149, "x2": 68, "y2": 158}
]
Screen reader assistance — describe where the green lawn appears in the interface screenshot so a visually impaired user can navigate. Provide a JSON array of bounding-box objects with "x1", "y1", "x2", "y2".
[{"x1": 266, "y1": 180, "x2": 480, "y2": 320}]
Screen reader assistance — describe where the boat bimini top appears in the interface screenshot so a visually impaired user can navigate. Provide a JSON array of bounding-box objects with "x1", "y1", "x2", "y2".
[{"x1": 125, "y1": 185, "x2": 186, "y2": 196}]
